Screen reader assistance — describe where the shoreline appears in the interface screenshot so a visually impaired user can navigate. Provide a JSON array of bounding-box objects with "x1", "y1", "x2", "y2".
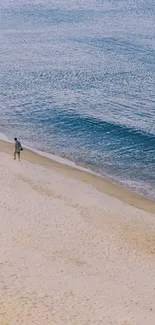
[{"x1": 0, "y1": 138, "x2": 154, "y2": 214}]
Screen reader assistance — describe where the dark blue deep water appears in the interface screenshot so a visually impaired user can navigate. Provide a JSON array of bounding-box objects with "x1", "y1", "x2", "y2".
[{"x1": 0, "y1": 0, "x2": 155, "y2": 199}]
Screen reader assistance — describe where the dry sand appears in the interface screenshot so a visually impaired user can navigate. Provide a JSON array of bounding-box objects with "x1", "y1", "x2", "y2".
[{"x1": 0, "y1": 140, "x2": 155, "y2": 325}]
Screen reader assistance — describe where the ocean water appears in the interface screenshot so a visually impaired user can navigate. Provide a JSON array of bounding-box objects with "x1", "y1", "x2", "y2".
[{"x1": 0, "y1": 0, "x2": 155, "y2": 199}]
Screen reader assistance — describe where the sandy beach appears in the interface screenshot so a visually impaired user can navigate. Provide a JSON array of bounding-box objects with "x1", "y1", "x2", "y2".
[{"x1": 0, "y1": 139, "x2": 155, "y2": 325}]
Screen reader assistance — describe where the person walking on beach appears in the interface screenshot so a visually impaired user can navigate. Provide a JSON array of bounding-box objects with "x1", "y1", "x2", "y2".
[{"x1": 14, "y1": 138, "x2": 22, "y2": 161}]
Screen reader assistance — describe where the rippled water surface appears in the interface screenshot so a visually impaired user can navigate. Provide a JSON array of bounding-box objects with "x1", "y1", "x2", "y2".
[{"x1": 0, "y1": 0, "x2": 155, "y2": 198}]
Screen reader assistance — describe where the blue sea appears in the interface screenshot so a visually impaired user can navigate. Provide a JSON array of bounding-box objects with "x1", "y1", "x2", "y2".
[{"x1": 0, "y1": 0, "x2": 155, "y2": 199}]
